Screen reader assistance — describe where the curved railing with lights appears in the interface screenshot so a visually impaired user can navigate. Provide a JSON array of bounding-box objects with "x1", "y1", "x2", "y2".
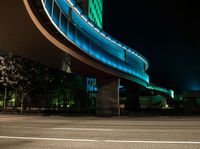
[
  {"x1": 147, "y1": 84, "x2": 174, "y2": 98},
  {"x1": 41, "y1": 0, "x2": 149, "y2": 85},
  {"x1": 39, "y1": 0, "x2": 174, "y2": 97}
]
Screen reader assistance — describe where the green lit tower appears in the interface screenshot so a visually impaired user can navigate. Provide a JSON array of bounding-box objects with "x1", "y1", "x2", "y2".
[{"x1": 75, "y1": 0, "x2": 103, "y2": 28}]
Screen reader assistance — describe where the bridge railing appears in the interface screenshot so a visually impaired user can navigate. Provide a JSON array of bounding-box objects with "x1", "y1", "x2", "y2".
[
  {"x1": 41, "y1": 0, "x2": 149, "y2": 84},
  {"x1": 147, "y1": 84, "x2": 174, "y2": 98}
]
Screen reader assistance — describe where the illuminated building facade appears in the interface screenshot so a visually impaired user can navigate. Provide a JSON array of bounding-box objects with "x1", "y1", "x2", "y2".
[
  {"x1": 88, "y1": 0, "x2": 103, "y2": 28},
  {"x1": 75, "y1": 0, "x2": 103, "y2": 28}
]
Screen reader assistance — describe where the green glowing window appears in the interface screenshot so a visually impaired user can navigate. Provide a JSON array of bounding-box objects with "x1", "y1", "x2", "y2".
[{"x1": 88, "y1": 0, "x2": 103, "y2": 28}]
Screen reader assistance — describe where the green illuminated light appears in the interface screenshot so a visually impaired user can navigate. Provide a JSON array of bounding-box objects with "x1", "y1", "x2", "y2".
[{"x1": 88, "y1": 0, "x2": 103, "y2": 28}]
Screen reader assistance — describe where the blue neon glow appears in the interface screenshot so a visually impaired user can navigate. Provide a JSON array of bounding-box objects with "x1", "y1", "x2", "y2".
[{"x1": 40, "y1": 0, "x2": 176, "y2": 96}]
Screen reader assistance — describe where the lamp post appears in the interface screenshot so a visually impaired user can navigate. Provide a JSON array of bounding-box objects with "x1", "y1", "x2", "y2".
[{"x1": 3, "y1": 83, "x2": 7, "y2": 111}]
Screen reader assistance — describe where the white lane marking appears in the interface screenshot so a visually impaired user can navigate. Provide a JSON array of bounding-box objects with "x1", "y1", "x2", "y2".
[
  {"x1": 51, "y1": 128, "x2": 114, "y2": 131},
  {"x1": 105, "y1": 140, "x2": 200, "y2": 144},
  {"x1": 0, "y1": 136, "x2": 200, "y2": 144},
  {"x1": 0, "y1": 136, "x2": 97, "y2": 142}
]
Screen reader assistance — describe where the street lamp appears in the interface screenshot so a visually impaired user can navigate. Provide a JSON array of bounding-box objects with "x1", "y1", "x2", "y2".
[{"x1": 3, "y1": 82, "x2": 7, "y2": 111}]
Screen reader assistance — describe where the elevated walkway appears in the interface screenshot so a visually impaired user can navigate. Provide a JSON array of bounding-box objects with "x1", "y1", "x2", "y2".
[{"x1": 0, "y1": 0, "x2": 174, "y2": 115}]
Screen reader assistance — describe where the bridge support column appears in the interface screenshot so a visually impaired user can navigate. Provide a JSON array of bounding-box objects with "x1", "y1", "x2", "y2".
[
  {"x1": 126, "y1": 86, "x2": 141, "y2": 113},
  {"x1": 96, "y1": 78, "x2": 120, "y2": 116}
]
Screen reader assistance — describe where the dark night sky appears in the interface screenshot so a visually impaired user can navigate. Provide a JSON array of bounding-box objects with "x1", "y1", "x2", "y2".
[{"x1": 103, "y1": 0, "x2": 200, "y2": 93}]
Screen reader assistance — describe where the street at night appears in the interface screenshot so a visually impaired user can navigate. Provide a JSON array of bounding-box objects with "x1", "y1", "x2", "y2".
[
  {"x1": 0, "y1": 0, "x2": 200, "y2": 148},
  {"x1": 0, "y1": 114, "x2": 200, "y2": 149}
]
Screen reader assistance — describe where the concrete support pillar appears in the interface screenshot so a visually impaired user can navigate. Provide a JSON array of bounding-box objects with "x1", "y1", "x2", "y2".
[
  {"x1": 96, "y1": 78, "x2": 120, "y2": 116},
  {"x1": 161, "y1": 96, "x2": 167, "y2": 108},
  {"x1": 126, "y1": 86, "x2": 141, "y2": 112}
]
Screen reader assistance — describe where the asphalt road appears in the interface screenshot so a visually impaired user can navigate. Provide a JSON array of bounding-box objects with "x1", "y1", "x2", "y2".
[{"x1": 0, "y1": 114, "x2": 200, "y2": 149}]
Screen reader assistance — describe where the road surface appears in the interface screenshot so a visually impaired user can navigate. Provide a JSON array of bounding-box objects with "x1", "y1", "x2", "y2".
[{"x1": 0, "y1": 114, "x2": 200, "y2": 149}]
